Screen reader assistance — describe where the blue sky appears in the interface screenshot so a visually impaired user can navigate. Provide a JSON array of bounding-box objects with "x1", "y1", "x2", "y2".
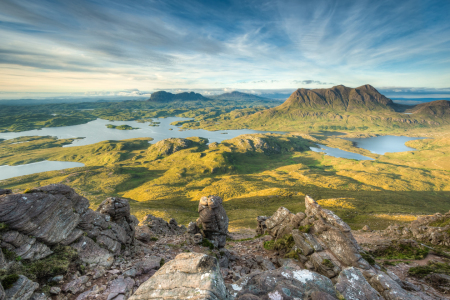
[{"x1": 0, "y1": 0, "x2": 449, "y2": 96}]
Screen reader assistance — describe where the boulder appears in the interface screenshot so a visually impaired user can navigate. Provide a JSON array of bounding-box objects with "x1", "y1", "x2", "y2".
[
  {"x1": 106, "y1": 276, "x2": 135, "y2": 300},
  {"x1": 70, "y1": 236, "x2": 114, "y2": 268},
  {"x1": 4, "y1": 275, "x2": 39, "y2": 300},
  {"x1": 1, "y1": 230, "x2": 53, "y2": 261},
  {"x1": 129, "y1": 253, "x2": 231, "y2": 300},
  {"x1": 363, "y1": 269, "x2": 421, "y2": 300},
  {"x1": 255, "y1": 216, "x2": 268, "y2": 236},
  {"x1": 0, "y1": 185, "x2": 88, "y2": 245},
  {"x1": 134, "y1": 225, "x2": 152, "y2": 242},
  {"x1": 197, "y1": 195, "x2": 229, "y2": 248},
  {"x1": 0, "y1": 189, "x2": 12, "y2": 195},
  {"x1": 0, "y1": 283, "x2": 4, "y2": 300},
  {"x1": 230, "y1": 266, "x2": 338, "y2": 299},
  {"x1": 265, "y1": 207, "x2": 295, "y2": 239},
  {"x1": 97, "y1": 197, "x2": 131, "y2": 222},
  {"x1": 335, "y1": 267, "x2": 382, "y2": 300},
  {"x1": 141, "y1": 214, "x2": 185, "y2": 236}
]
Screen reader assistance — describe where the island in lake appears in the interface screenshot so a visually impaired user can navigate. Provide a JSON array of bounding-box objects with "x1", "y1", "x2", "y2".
[{"x1": 106, "y1": 124, "x2": 139, "y2": 130}]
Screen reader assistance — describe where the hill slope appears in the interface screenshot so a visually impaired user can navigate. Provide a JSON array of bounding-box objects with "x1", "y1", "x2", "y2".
[
  {"x1": 149, "y1": 91, "x2": 208, "y2": 102},
  {"x1": 408, "y1": 100, "x2": 450, "y2": 118}
]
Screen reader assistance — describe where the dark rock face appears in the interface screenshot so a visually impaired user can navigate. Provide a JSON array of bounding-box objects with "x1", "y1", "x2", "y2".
[
  {"x1": 335, "y1": 267, "x2": 382, "y2": 300},
  {"x1": 255, "y1": 216, "x2": 269, "y2": 236},
  {"x1": 197, "y1": 195, "x2": 229, "y2": 248},
  {"x1": 0, "y1": 184, "x2": 136, "y2": 267}
]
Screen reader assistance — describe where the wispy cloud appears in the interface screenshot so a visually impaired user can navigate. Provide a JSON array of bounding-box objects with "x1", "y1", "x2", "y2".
[{"x1": 0, "y1": 0, "x2": 449, "y2": 94}]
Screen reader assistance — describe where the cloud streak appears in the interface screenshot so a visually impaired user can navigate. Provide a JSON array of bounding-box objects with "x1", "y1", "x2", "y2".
[{"x1": 0, "y1": 0, "x2": 449, "y2": 94}]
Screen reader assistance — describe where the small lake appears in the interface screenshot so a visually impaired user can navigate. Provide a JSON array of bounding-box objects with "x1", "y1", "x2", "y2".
[
  {"x1": 345, "y1": 135, "x2": 426, "y2": 155},
  {"x1": 310, "y1": 144, "x2": 374, "y2": 160},
  {"x1": 0, "y1": 118, "x2": 274, "y2": 147},
  {"x1": 0, "y1": 161, "x2": 85, "y2": 181}
]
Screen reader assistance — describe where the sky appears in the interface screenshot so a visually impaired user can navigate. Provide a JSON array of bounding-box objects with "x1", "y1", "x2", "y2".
[{"x1": 1, "y1": 0, "x2": 450, "y2": 98}]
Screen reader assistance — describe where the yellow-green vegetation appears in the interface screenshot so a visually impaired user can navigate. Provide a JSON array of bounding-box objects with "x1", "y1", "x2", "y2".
[
  {"x1": 408, "y1": 261, "x2": 450, "y2": 278},
  {"x1": 1, "y1": 129, "x2": 450, "y2": 231},
  {"x1": 263, "y1": 234, "x2": 295, "y2": 252},
  {"x1": 106, "y1": 124, "x2": 139, "y2": 130}
]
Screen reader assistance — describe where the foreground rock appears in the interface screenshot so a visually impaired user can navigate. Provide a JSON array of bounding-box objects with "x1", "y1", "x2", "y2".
[
  {"x1": 230, "y1": 262, "x2": 338, "y2": 299},
  {"x1": 196, "y1": 195, "x2": 229, "y2": 248},
  {"x1": 129, "y1": 252, "x2": 232, "y2": 300}
]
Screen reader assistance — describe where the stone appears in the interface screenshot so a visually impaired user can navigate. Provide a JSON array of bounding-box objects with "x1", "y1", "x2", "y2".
[
  {"x1": 365, "y1": 270, "x2": 421, "y2": 300},
  {"x1": 50, "y1": 287, "x2": 61, "y2": 294},
  {"x1": 134, "y1": 226, "x2": 152, "y2": 242},
  {"x1": 4, "y1": 275, "x2": 39, "y2": 300},
  {"x1": 62, "y1": 275, "x2": 89, "y2": 294},
  {"x1": 260, "y1": 259, "x2": 276, "y2": 271},
  {"x1": 131, "y1": 256, "x2": 161, "y2": 275},
  {"x1": 30, "y1": 292, "x2": 50, "y2": 300},
  {"x1": 198, "y1": 195, "x2": 229, "y2": 248},
  {"x1": 0, "y1": 189, "x2": 12, "y2": 195},
  {"x1": 292, "y1": 229, "x2": 314, "y2": 255},
  {"x1": 71, "y1": 236, "x2": 114, "y2": 267},
  {"x1": 129, "y1": 253, "x2": 232, "y2": 300},
  {"x1": 107, "y1": 276, "x2": 135, "y2": 300},
  {"x1": 0, "y1": 230, "x2": 53, "y2": 261},
  {"x1": 193, "y1": 233, "x2": 203, "y2": 244},
  {"x1": 362, "y1": 225, "x2": 372, "y2": 231},
  {"x1": 255, "y1": 216, "x2": 268, "y2": 236},
  {"x1": 97, "y1": 197, "x2": 131, "y2": 221},
  {"x1": 93, "y1": 266, "x2": 106, "y2": 279},
  {"x1": 231, "y1": 267, "x2": 337, "y2": 299},
  {"x1": 141, "y1": 214, "x2": 185, "y2": 236},
  {"x1": 335, "y1": 267, "x2": 382, "y2": 300},
  {"x1": 187, "y1": 221, "x2": 200, "y2": 234},
  {"x1": 425, "y1": 273, "x2": 450, "y2": 292},
  {"x1": 265, "y1": 207, "x2": 294, "y2": 239},
  {"x1": 0, "y1": 282, "x2": 4, "y2": 300}
]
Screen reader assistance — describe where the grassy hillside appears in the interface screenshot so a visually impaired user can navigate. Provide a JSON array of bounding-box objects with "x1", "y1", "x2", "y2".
[{"x1": 1, "y1": 132, "x2": 450, "y2": 231}]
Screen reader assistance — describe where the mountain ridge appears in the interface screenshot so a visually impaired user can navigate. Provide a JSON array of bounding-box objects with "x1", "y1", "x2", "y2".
[{"x1": 281, "y1": 84, "x2": 394, "y2": 111}]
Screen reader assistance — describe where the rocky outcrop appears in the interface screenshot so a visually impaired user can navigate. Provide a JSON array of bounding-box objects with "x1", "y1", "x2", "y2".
[
  {"x1": 0, "y1": 184, "x2": 136, "y2": 266},
  {"x1": 335, "y1": 267, "x2": 382, "y2": 300},
  {"x1": 230, "y1": 263, "x2": 338, "y2": 299},
  {"x1": 381, "y1": 211, "x2": 450, "y2": 246},
  {"x1": 0, "y1": 189, "x2": 11, "y2": 196},
  {"x1": 138, "y1": 214, "x2": 186, "y2": 237},
  {"x1": 129, "y1": 253, "x2": 232, "y2": 300},
  {"x1": 197, "y1": 196, "x2": 229, "y2": 248},
  {"x1": 255, "y1": 216, "x2": 268, "y2": 236}
]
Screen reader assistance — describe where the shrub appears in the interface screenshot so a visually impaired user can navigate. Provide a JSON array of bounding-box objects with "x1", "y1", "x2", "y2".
[
  {"x1": 299, "y1": 225, "x2": 311, "y2": 233},
  {"x1": 372, "y1": 241, "x2": 429, "y2": 260},
  {"x1": 150, "y1": 237, "x2": 158, "y2": 241},
  {"x1": 0, "y1": 222, "x2": 8, "y2": 232},
  {"x1": 201, "y1": 239, "x2": 214, "y2": 250},
  {"x1": 1, "y1": 248, "x2": 16, "y2": 260},
  {"x1": 322, "y1": 259, "x2": 334, "y2": 268}
]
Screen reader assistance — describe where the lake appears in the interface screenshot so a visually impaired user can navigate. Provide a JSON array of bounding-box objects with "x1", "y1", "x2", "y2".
[
  {"x1": 0, "y1": 118, "x2": 274, "y2": 147},
  {"x1": 310, "y1": 144, "x2": 374, "y2": 160},
  {"x1": 345, "y1": 135, "x2": 426, "y2": 155},
  {"x1": 0, "y1": 161, "x2": 85, "y2": 181}
]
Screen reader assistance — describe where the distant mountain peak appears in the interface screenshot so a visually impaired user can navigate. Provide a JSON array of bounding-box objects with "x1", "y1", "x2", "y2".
[
  {"x1": 149, "y1": 91, "x2": 207, "y2": 102},
  {"x1": 283, "y1": 84, "x2": 393, "y2": 111}
]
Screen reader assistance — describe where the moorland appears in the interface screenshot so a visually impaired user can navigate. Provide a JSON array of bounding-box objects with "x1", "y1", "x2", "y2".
[{"x1": 1, "y1": 85, "x2": 450, "y2": 231}]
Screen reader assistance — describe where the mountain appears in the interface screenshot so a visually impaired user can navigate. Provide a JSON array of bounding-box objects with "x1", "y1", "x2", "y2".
[
  {"x1": 281, "y1": 84, "x2": 394, "y2": 111},
  {"x1": 149, "y1": 91, "x2": 208, "y2": 102},
  {"x1": 211, "y1": 91, "x2": 272, "y2": 101},
  {"x1": 408, "y1": 100, "x2": 450, "y2": 118}
]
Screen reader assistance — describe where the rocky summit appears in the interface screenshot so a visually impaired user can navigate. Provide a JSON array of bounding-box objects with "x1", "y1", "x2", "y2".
[{"x1": 1, "y1": 184, "x2": 449, "y2": 300}]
